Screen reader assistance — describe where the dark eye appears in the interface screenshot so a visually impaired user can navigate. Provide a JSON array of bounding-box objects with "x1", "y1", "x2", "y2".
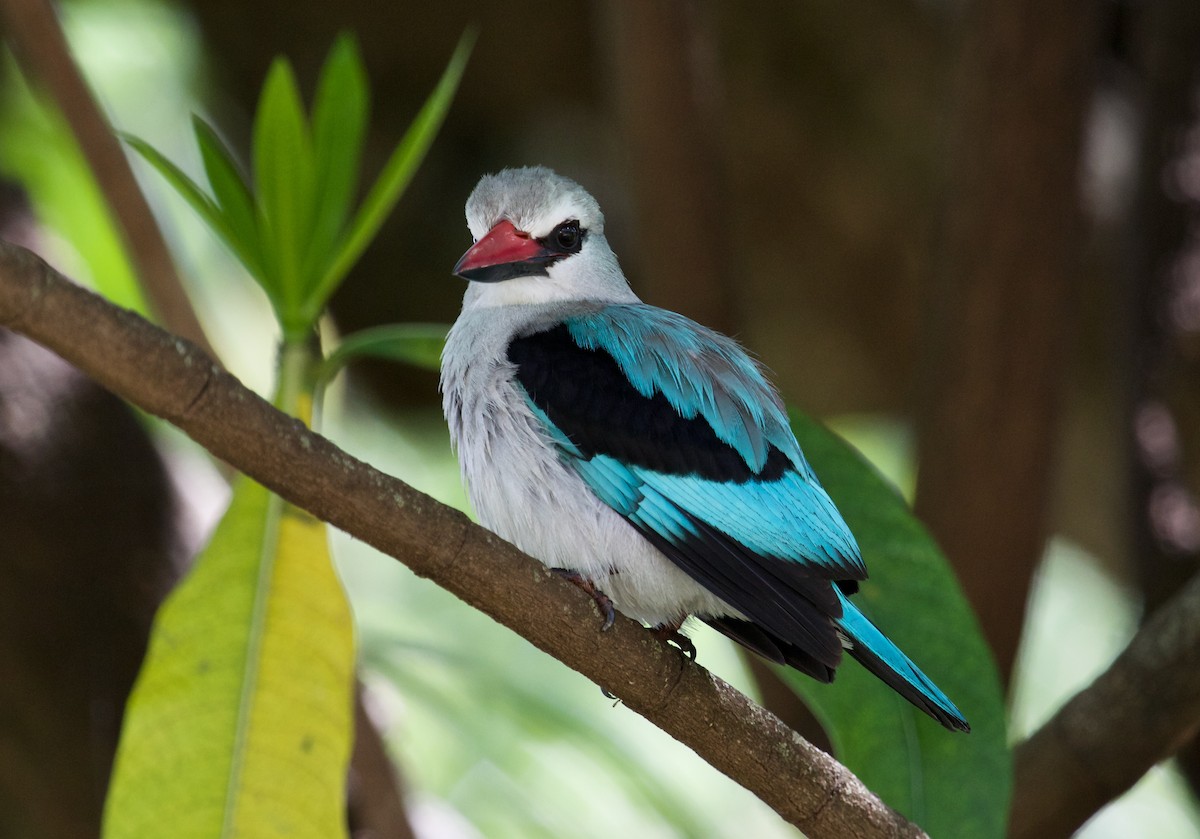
[{"x1": 550, "y1": 220, "x2": 583, "y2": 253}]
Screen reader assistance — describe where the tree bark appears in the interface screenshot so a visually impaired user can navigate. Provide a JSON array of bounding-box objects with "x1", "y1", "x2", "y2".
[{"x1": 1008, "y1": 570, "x2": 1200, "y2": 838}]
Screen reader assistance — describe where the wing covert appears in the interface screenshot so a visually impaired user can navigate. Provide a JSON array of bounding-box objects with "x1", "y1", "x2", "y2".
[{"x1": 506, "y1": 305, "x2": 867, "y2": 653}]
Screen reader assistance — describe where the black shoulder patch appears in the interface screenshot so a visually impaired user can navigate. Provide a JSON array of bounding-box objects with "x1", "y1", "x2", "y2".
[
  {"x1": 507, "y1": 325, "x2": 790, "y2": 483},
  {"x1": 702, "y1": 617, "x2": 837, "y2": 682}
]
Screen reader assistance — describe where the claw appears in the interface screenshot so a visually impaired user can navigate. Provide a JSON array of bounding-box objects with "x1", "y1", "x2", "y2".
[
  {"x1": 551, "y1": 568, "x2": 616, "y2": 631},
  {"x1": 652, "y1": 621, "x2": 697, "y2": 661}
]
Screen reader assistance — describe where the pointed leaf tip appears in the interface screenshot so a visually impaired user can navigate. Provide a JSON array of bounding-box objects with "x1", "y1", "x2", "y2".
[
  {"x1": 253, "y1": 56, "x2": 316, "y2": 308},
  {"x1": 306, "y1": 27, "x2": 475, "y2": 319},
  {"x1": 305, "y1": 31, "x2": 370, "y2": 294}
]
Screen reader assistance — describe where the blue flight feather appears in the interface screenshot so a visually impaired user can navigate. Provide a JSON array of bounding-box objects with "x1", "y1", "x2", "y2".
[
  {"x1": 636, "y1": 470, "x2": 858, "y2": 572},
  {"x1": 835, "y1": 590, "x2": 967, "y2": 729}
]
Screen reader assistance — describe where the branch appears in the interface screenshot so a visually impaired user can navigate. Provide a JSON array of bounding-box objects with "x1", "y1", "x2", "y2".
[
  {"x1": 0, "y1": 240, "x2": 924, "y2": 839},
  {"x1": 1008, "y1": 570, "x2": 1200, "y2": 838},
  {"x1": 0, "y1": 0, "x2": 216, "y2": 359}
]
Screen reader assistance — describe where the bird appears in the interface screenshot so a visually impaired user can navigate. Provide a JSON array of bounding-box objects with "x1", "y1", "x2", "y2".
[{"x1": 440, "y1": 165, "x2": 969, "y2": 732}]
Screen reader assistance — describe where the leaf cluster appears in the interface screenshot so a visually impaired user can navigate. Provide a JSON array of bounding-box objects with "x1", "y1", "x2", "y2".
[{"x1": 125, "y1": 31, "x2": 473, "y2": 342}]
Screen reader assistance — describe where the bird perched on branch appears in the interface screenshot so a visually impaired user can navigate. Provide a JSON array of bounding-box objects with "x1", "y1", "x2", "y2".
[{"x1": 441, "y1": 166, "x2": 968, "y2": 732}]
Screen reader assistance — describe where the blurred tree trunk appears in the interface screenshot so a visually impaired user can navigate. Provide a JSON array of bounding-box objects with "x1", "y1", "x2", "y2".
[
  {"x1": 0, "y1": 330, "x2": 179, "y2": 839},
  {"x1": 1121, "y1": 0, "x2": 1200, "y2": 795},
  {"x1": 348, "y1": 683, "x2": 418, "y2": 839},
  {"x1": 1124, "y1": 0, "x2": 1200, "y2": 634},
  {"x1": 0, "y1": 184, "x2": 181, "y2": 839},
  {"x1": 599, "y1": 0, "x2": 736, "y2": 333},
  {"x1": 914, "y1": 0, "x2": 1100, "y2": 683}
]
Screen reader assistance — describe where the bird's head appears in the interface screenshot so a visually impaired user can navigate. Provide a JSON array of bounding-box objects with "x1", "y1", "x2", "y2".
[{"x1": 453, "y1": 166, "x2": 637, "y2": 308}]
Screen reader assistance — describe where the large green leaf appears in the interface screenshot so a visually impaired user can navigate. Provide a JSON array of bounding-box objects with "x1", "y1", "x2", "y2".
[
  {"x1": 103, "y1": 478, "x2": 356, "y2": 838},
  {"x1": 779, "y1": 411, "x2": 1011, "y2": 837},
  {"x1": 307, "y1": 29, "x2": 475, "y2": 320}
]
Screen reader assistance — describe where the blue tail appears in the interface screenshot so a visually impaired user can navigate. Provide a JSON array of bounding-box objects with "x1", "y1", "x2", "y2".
[{"x1": 835, "y1": 590, "x2": 970, "y2": 732}]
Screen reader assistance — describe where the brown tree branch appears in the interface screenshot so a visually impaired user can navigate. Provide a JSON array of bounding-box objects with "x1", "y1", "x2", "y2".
[
  {"x1": 0, "y1": 0, "x2": 215, "y2": 359},
  {"x1": 0, "y1": 240, "x2": 925, "y2": 839},
  {"x1": 1008, "y1": 570, "x2": 1200, "y2": 838}
]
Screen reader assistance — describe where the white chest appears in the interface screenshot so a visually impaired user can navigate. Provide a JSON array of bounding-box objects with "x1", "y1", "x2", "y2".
[{"x1": 439, "y1": 308, "x2": 736, "y2": 626}]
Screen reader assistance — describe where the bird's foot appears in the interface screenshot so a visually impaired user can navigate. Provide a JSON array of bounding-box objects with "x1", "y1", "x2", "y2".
[
  {"x1": 652, "y1": 620, "x2": 697, "y2": 661},
  {"x1": 550, "y1": 568, "x2": 616, "y2": 631}
]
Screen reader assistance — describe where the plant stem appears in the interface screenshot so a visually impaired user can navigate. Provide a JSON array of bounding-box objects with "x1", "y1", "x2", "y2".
[{"x1": 275, "y1": 335, "x2": 319, "y2": 423}]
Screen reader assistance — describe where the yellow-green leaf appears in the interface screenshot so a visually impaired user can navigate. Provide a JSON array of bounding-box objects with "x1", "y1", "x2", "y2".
[{"x1": 103, "y1": 478, "x2": 355, "y2": 839}]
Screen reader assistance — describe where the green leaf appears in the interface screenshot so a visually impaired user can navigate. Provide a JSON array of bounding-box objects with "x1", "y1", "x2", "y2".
[
  {"x1": 779, "y1": 411, "x2": 1011, "y2": 837},
  {"x1": 253, "y1": 57, "x2": 316, "y2": 318},
  {"x1": 306, "y1": 28, "x2": 476, "y2": 320},
  {"x1": 1, "y1": 63, "x2": 148, "y2": 314},
  {"x1": 103, "y1": 478, "x2": 356, "y2": 839},
  {"x1": 304, "y1": 33, "x2": 369, "y2": 292},
  {"x1": 318, "y1": 322, "x2": 449, "y2": 383},
  {"x1": 123, "y1": 132, "x2": 238, "y2": 260},
  {"x1": 192, "y1": 116, "x2": 267, "y2": 288}
]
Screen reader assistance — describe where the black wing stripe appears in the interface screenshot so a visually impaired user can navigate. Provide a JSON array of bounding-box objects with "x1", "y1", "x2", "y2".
[
  {"x1": 509, "y1": 323, "x2": 846, "y2": 666},
  {"x1": 702, "y1": 617, "x2": 837, "y2": 682},
  {"x1": 508, "y1": 325, "x2": 791, "y2": 483}
]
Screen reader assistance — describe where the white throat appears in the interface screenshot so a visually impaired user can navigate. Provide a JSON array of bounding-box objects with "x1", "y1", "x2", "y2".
[{"x1": 462, "y1": 232, "x2": 641, "y2": 311}]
